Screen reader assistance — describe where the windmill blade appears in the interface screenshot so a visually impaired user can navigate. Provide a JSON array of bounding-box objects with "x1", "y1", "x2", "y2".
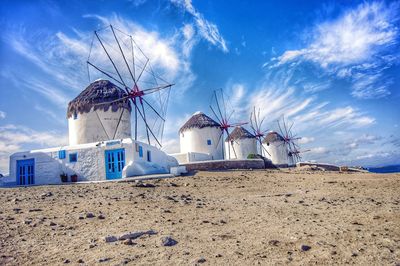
[
  {"x1": 141, "y1": 97, "x2": 165, "y2": 122},
  {"x1": 230, "y1": 122, "x2": 248, "y2": 127},
  {"x1": 260, "y1": 139, "x2": 271, "y2": 156},
  {"x1": 94, "y1": 30, "x2": 127, "y2": 88},
  {"x1": 215, "y1": 130, "x2": 224, "y2": 149},
  {"x1": 142, "y1": 84, "x2": 174, "y2": 95},
  {"x1": 133, "y1": 101, "x2": 162, "y2": 147},
  {"x1": 110, "y1": 25, "x2": 136, "y2": 85},
  {"x1": 87, "y1": 61, "x2": 129, "y2": 93},
  {"x1": 94, "y1": 109, "x2": 111, "y2": 140},
  {"x1": 277, "y1": 119, "x2": 285, "y2": 139},
  {"x1": 209, "y1": 105, "x2": 223, "y2": 125},
  {"x1": 112, "y1": 107, "x2": 125, "y2": 140},
  {"x1": 213, "y1": 90, "x2": 224, "y2": 121}
]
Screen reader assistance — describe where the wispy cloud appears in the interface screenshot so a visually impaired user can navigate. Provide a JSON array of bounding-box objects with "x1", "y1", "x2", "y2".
[
  {"x1": 171, "y1": 0, "x2": 228, "y2": 52},
  {"x1": 0, "y1": 111, "x2": 6, "y2": 119},
  {"x1": 271, "y1": 1, "x2": 400, "y2": 99}
]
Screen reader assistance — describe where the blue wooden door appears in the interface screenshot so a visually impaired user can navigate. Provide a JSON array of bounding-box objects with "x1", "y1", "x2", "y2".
[
  {"x1": 16, "y1": 159, "x2": 35, "y2": 185},
  {"x1": 105, "y1": 148, "x2": 125, "y2": 179}
]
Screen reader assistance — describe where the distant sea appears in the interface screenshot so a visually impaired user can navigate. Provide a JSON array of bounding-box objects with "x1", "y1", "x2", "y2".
[{"x1": 367, "y1": 164, "x2": 400, "y2": 173}]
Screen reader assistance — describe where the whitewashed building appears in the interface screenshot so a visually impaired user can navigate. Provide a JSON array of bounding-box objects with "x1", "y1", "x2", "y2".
[
  {"x1": 224, "y1": 126, "x2": 257, "y2": 160},
  {"x1": 7, "y1": 80, "x2": 178, "y2": 186},
  {"x1": 262, "y1": 131, "x2": 292, "y2": 166},
  {"x1": 171, "y1": 111, "x2": 223, "y2": 163}
]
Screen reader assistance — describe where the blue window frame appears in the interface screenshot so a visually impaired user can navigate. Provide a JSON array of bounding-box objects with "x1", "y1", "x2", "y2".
[
  {"x1": 207, "y1": 139, "x2": 212, "y2": 145},
  {"x1": 73, "y1": 112, "x2": 78, "y2": 120},
  {"x1": 147, "y1": 150, "x2": 151, "y2": 162},
  {"x1": 59, "y1": 150, "x2": 66, "y2": 159},
  {"x1": 138, "y1": 146, "x2": 143, "y2": 157},
  {"x1": 69, "y1": 153, "x2": 77, "y2": 162}
]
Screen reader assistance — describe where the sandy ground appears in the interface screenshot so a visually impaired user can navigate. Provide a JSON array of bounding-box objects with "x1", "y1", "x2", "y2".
[{"x1": 0, "y1": 169, "x2": 399, "y2": 265}]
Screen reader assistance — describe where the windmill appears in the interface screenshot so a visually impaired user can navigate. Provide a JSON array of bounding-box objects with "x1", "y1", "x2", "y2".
[
  {"x1": 276, "y1": 116, "x2": 306, "y2": 164},
  {"x1": 249, "y1": 107, "x2": 271, "y2": 157},
  {"x1": 86, "y1": 24, "x2": 173, "y2": 148},
  {"x1": 209, "y1": 89, "x2": 247, "y2": 159}
]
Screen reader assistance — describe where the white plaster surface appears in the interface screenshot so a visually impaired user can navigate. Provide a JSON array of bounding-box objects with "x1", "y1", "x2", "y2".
[
  {"x1": 68, "y1": 107, "x2": 131, "y2": 145},
  {"x1": 224, "y1": 138, "x2": 257, "y2": 160},
  {"x1": 263, "y1": 140, "x2": 291, "y2": 165},
  {"x1": 180, "y1": 127, "x2": 223, "y2": 160}
]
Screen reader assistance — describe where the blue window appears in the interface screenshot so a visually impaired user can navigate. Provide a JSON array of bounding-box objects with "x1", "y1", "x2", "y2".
[
  {"x1": 147, "y1": 150, "x2": 151, "y2": 162},
  {"x1": 138, "y1": 146, "x2": 143, "y2": 157},
  {"x1": 207, "y1": 139, "x2": 212, "y2": 145},
  {"x1": 73, "y1": 112, "x2": 78, "y2": 120},
  {"x1": 59, "y1": 150, "x2": 66, "y2": 159},
  {"x1": 69, "y1": 153, "x2": 77, "y2": 162}
]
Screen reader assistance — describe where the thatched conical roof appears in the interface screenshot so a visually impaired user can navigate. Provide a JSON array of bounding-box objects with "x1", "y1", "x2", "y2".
[
  {"x1": 179, "y1": 111, "x2": 220, "y2": 133},
  {"x1": 225, "y1": 126, "x2": 255, "y2": 142},
  {"x1": 67, "y1": 80, "x2": 131, "y2": 118},
  {"x1": 262, "y1": 131, "x2": 284, "y2": 143}
]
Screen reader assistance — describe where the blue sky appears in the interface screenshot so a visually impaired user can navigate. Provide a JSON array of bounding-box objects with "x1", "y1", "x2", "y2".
[{"x1": 0, "y1": 0, "x2": 399, "y2": 173}]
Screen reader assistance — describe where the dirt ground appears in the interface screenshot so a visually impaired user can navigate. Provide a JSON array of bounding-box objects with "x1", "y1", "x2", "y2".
[{"x1": 0, "y1": 169, "x2": 399, "y2": 265}]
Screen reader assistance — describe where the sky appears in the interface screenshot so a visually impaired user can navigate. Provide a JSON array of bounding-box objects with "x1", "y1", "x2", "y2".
[{"x1": 0, "y1": 0, "x2": 400, "y2": 173}]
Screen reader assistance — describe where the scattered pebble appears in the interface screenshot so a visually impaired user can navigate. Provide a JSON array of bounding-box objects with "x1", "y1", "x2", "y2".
[
  {"x1": 268, "y1": 240, "x2": 280, "y2": 246},
  {"x1": 196, "y1": 257, "x2": 206, "y2": 263},
  {"x1": 301, "y1": 245, "x2": 311, "y2": 251},
  {"x1": 104, "y1": 235, "x2": 118, "y2": 243},
  {"x1": 85, "y1": 212, "x2": 95, "y2": 218},
  {"x1": 161, "y1": 236, "x2": 178, "y2": 246}
]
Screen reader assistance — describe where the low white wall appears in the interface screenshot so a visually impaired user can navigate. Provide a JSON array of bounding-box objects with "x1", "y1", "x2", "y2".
[{"x1": 170, "y1": 152, "x2": 212, "y2": 164}]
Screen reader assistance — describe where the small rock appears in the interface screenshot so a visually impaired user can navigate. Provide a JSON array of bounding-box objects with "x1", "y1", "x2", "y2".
[
  {"x1": 161, "y1": 236, "x2": 178, "y2": 246},
  {"x1": 29, "y1": 208, "x2": 42, "y2": 212},
  {"x1": 215, "y1": 254, "x2": 222, "y2": 258},
  {"x1": 331, "y1": 251, "x2": 337, "y2": 255},
  {"x1": 122, "y1": 239, "x2": 136, "y2": 245},
  {"x1": 301, "y1": 245, "x2": 311, "y2": 251},
  {"x1": 104, "y1": 235, "x2": 118, "y2": 243},
  {"x1": 77, "y1": 259, "x2": 84, "y2": 263},
  {"x1": 41, "y1": 192, "x2": 53, "y2": 198},
  {"x1": 268, "y1": 240, "x2": 280, "y2": 246},
  {"x1": 135, "y1": 182, "x2": 155, "y2": 188},
  {"x1": 196, "y1": 257, "x2": 206, "y2": 263},
  {"x1": 98, "y1": 214, "x2": 105, "y2": 220},
  {"x1": 86, "y1": 212, "x2": 95, "y2": 218},
  {"x1": 63, "y1": 259, "x2": 70, "y2": 264},
  {"x1": 351, "y1": 252, "x2": 358, "y2": 257},
  {"x1": 49, "y1": 221, "x2": 57, "y2": 226},
  {"x1": 119, "y1": 230, "x2": 157, "y2": 240},
  {"x1": 98, "y1": 258, "x2": 110, "y2": 262},
  {"x1": 24, "y1": 220, "x2": 32, "y2": 225}
]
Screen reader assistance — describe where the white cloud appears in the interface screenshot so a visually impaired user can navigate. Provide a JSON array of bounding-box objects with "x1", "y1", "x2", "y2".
[
  {"x1": 298, "y1": 136, "x2": 314, "y2": 144},
  {"x1": 171, "y1": 0, "x2": 228, "y2": 52},
  {"x1": 0, "y1": 111, "x2": 6, "y2": 119},
  {"x1": 0, "y1": 124, "x2": 67, "y2": 173},
  {"x1": 272, "y1": 1, "x2": 399, "y2": 99}
]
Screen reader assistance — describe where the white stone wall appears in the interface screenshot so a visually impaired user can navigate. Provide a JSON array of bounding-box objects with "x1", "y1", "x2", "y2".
[
  {"x1": 263, "y1": 141, "x2": 290, "y2": 165},
  {"x1": 9, "y1": 138, "x2": 178, "y2": 186},
  {"x1": 170, "y1": 152, "x2": 213, "y2": 164},
  {"x1": 224, "y1": 138, "x2": 257, "y2": 160},
  {"x1": 180, "y1": 127, "x2": 223, "y2": 160},
  {"x1": 68, "y1": 107, "x2": 131, "y2": 145}
]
